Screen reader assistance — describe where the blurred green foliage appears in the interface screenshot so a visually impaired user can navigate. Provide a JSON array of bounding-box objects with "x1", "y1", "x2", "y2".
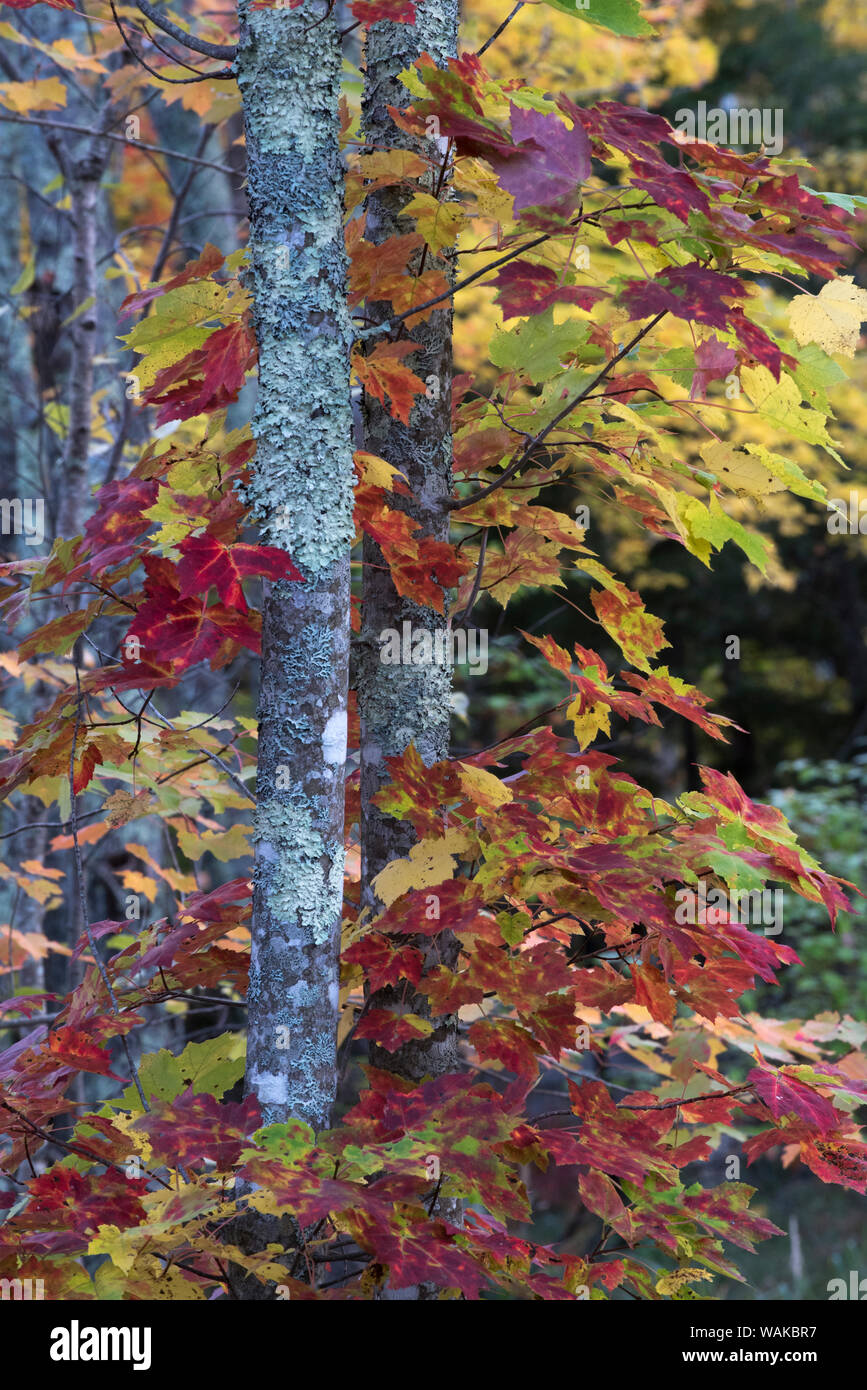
[{"x1": 752, "y1": 756, "x2": 867, "y2": 1019}]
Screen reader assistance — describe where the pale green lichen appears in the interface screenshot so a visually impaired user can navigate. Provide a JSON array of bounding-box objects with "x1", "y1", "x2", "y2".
[
  {"x1": 236, "y1": 0, "x2": 354, "y2": 580},
  {"x1": 237, "y1": 1, "x2": 351, "y2": 1134},
  {"x1": 254, "y1": 797, "x2": 343, "y2": 948}
]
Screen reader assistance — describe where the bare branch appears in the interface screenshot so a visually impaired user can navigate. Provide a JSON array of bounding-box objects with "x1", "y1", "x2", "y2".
[
  {"x1": 476, "y1": 1, "x2": 525, "y2": 58},
  {"x1": 136, "y1": 0, "x2": 238, "y2": 61},
  {"x1": 0, "y1": 114, "x2": 237, "y2": 175}
]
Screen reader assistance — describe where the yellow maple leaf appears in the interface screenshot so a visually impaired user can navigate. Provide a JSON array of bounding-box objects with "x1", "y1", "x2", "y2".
[
  {"x1": 133, "y1": 1253, "x2": 206, "y2": 1300},
  {"x1": 401, "y1": 191, "x2": 467, "y2": 256},
  {"x1": 372, "y1": 828, "x2": 470, "y2": 908},
  {"x1": 455, "y1": 157, "x2": 514, "y2": 224},
  {"x1": 345, "y1": 150, "x2": 428, "y2": 214},
  {"x1": 177, "y1": 822, "x2": 252, "y2": 863},
  {"x1": 699, "y1": 440, "x2": 785, "y2": 498},
  {"x1": 0, "y1": 77, "x2": 66, "y2": 114},
  {"x1": 119, "y1": 869, "x2": 159, "y2": 903},
  {"x1": 740, "y1": 365, "x2": 843, "y2": 461},
  {"x1": 566, "y1": 695, "x2": 611, "y2": 751},
  {"x1": 88, "y1": 1225, "x2": 141, "y2": 1276},
  {"x1": 457, "y1": 762, "x2": 513, "y2": 808},
  {"x1": 789, "y1": 276, "x2": 867, "y2": 357},
  {"x1": 655, "y1": 1266, "x2": 713, "y2": 1297},
  {"x1": 354, "y1": 450, "x2": 408, "y2": 491}
]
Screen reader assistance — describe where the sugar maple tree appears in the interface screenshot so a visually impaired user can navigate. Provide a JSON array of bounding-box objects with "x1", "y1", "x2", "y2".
[{"x1": 0, "y1": 0, "x2": 866, "y2": 1301}]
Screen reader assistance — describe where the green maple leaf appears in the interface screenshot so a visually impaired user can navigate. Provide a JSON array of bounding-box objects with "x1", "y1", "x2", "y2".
[
  {"x1": 490, "y1": 308, "x2": 590, "y2": 385},
  {"x1": 542, "y1": 0, "x2": 654, "y2": 39},
  {"x1": 118, "y1": 1033, "x2": 246, "y2": 1111}
]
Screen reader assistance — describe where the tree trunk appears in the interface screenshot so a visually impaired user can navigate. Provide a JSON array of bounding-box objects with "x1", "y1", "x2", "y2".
[
  {"x1": 236, "y1": 0, "x2": 354, "y2": 1136},
  {"x1": 55, "y1": 143, "x2": 110, "y2": 540},
  {"x1": 358, "y1": 0, "x2": 459, "y2": 1074},
  {"x1": 227, "y1": 0, "x2": 354, "y2": 1299},
  {"x1": 357, "y1": 2, "x2": 461, "y2": 1299}
]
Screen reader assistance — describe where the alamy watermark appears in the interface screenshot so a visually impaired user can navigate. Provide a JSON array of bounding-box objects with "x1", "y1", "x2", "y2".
[
  {"x1": 0, "y1": 497, "x2": 44, "y2": 546},
  {"x1": 827, "y1": 493, "x2": 867, "y2": 534},
  {"x1": 378, "y1": 621, "x2": 488, "y2": 676},
  {"x1": 675, "y1": 881, "x2": 783, "y2": 935},
  {"x1": 827, "y1": 1271, "x2": 867, "y2": 1299},
  {"x1": 673, "y1": 100, "x2": 784, "y2": 157},
  {"x1": 1, "y1": 1276, "x2": 44, "y2": 1300}
]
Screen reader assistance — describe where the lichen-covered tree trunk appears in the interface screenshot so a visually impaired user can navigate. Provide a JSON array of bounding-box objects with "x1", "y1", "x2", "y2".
[
  {"x1": 236, "y1": 0, "x2": 353, "y2": 1135},
  {"x1": 357, "y1": 4, "x2": 461, "y2": 1298}
]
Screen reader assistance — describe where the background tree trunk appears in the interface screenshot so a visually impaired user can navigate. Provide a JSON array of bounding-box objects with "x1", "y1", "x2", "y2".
[
  {"x1": 358, "y1": 0, "x2": 459, "y2": 1073},
  {"x1": 357, "y1": 2, "x2": 461, "y2": 1298}
]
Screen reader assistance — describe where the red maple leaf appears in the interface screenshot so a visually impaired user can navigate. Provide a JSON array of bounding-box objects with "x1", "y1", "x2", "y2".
[
  {"x1": 352, "y1": 342, "x2": 426, "y2": 425},
  {"x1": 178, "y1": 534, "x2": 302, "y2": 613},
  {"x1": 361, "y1": 502, "x2": 470, "y2": 610},
  {"x1": 135, "y1": 1090, "x2": 261, "y2": 1168},
  {"x1": 143, "y1": 319, "x2": 256, "y2": 425},
  {"x1": 748, "y1": 1067, "x2": 841, "y2": 1134},
  {"x1": 343, "y1": 933, "x2": 424, "y2": 992},
  {"x1": 492, "y1": 262, "x2": 606, "y2": 319},
  {"x1": 128, "y1": 556, "x2": 261, "y2": 675},
  {"x1": 351, "y1": 0, "x2": 415, "y2": 21},
  {"x1": 47, "y1": 1029, "x2": 120, "y2": 1078}
]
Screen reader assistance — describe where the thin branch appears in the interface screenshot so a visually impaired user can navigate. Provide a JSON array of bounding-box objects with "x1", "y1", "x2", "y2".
[
  {"x1": 136, "y1": 0, "x2": 238, "y2": 60},
  {"x1": 354, "y1": 226, "x2": 567, "y2": 337},
  {"x1": 0, "y1": 808, "x2": 104, "y2": 842},
  {"x1": 151, "y1": 126, "x2": 212, "y2": 282},
  {"x1": 446, "y1": 310, "x2": 667, "y2": 512},
  {"x1": 0, "y1": 114, "x2": 236, "y2": 175},
  {"x1": 452, "y1": 528, "x2": 488, "y2": 626},
  {"x1": 476, "y1": 1, "x2": 525, "y2": 58},
  {"x1": 0, "y1": 1097, "x2": 171, "y2": 1188},
  {"x1": 112, "y1": 0, "x2": 233, "y2": 83},
  {"x1": 616, "y1": 1084, "x2": 753, "y2": 1112}
]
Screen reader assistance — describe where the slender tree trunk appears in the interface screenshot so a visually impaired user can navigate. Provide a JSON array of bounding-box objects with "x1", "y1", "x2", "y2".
[
  {"x1": 237, "y1": 0, "x2": 353, "y2": 1136},
  {"x1": 8, "y1": 132, "x2": 111, "y2": 994},
  {"x1": 357, "y1": 3, "x2": 461, "y2": 1300},
  {"x1": 56, "y1": 147, "x2": 109, "y2": 540}
]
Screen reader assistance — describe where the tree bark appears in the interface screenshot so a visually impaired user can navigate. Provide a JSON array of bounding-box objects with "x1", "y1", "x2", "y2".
[
  {"x1": 236, "y1": 0, "x2": 353, "y2": 1136},
  {"x1": 358, "y1": 0, "x2": 459, "y2": 1075},
  {"x1": 357, "y1": 2, "x2": 461, "y2": 1299},
  {"x1": 227, "y1": 0, "x2": 354, "y2": 1299},
  {"x1": 51, "y1": 138, "x2": 111, "y2": 540}
]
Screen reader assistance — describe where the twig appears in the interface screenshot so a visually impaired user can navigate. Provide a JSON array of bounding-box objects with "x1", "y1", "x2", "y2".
[
  {"x1": 0, "y1": 808, "x2": 104, "y2": 841},
  {"x1": 354, "y1": 226, "x2": 571, "y2": 338},
  {"x1": 0, "y1": 115, "x2": 236, "y2": 175},
  {"x1": 476, "y1": 1, "x2": 525, "y2": 58},
  {"x1": 111, "y1": 0, "x2": 234, "y2": 83},
  {"x1": 136, "y1": 0, "x2": 237, "y2": 61},
  {"x1": 452, "y1": 529, "x2": 488, "y2": 626},
  {"x1": 446, "y1": 311, "x2": 667, "y2": 512},
  {"x1": 0, "y1": 1097, "x2": 170, "y2": 1187}
]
